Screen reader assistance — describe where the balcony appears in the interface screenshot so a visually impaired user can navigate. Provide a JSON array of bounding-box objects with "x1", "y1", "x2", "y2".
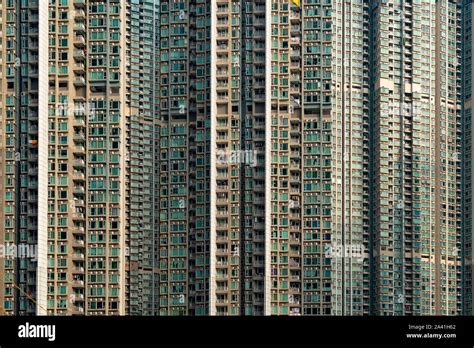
[
  {"x1": 216, "y1": 19, "x2": 229, "y2": 27},
  {"x1": 289, "y1": 249, "x2": 300, "y2": 257},
  {"x1": 29, "y1": 68, "x2": 38, "y2": 77},
  {"x1": 216, "y1": 197, "x2": 229, "y2": 203},
  {"x1": 72, "y1": 239, "x2": 85, "y2": 248},
  {"x1": 73, "y1": 199, "x2": 85, "y2": 208},
  {"x1": 290, "y1": 237, "x2": 300, "y2": 244},
  {"x1": 73, "y1": 94, "x2": 86, "y2": 103},
  {"x1": 29, "y1": 97, "x2": 39, "y2": 106},
  {"x1": 290, "y1": 61, "x2": 301, "y2": 69},
  {"x1": 27, "y1": 194, "x2": 38, "y2": 202},
  {"x1": 72, "y1": 253, "x2": 85, "y2": 261},
  {"x1": 73, "y1": 23, "x2": 86, "y2": 33},
  {"x1": 28, "y1": 14, "x2": 39, "y2": 22},
  {"x1": 73, "y1": 145, "x2": 85, "y2": 154},
  {"x1": 289, "y1": 259, "x2": 300, "y2": 268},
  {"x1": 254, "y1": 18, "x2": 265, "y2": 26},
  {"x1": 73, "y1": 133, "x2": 85, "y2": 143},
  {"x1": 290, "y1": 161, "x2": 300, "y2": 170},
  {"x1": 73, "y1": 117, "x2": 86, "y2": 127},
  {"x1": 73, "y1": 63, "x2": 85, "y2": 72},
  {"x1": 215, "y1": 273, "x2": 228, "y2": 280},
  {"x1": 28, "y1": 209, "x2": 38, "y2": 217},
  {"x1": 290, "y1": 137, "x2": 300, "y2": 145},
  {"x1": 28, "y1": 139, "x2": 38, "y2": 148},
  {"x1": 73, "y1": 266, "x2": 85, "y2": 274},
  {"x1": 29, "y1": 126, "x2": 38, "y2": 135},
  {"x1": 73, "y1": 186, "x2": 85, "y2": 195},
  {"x1": 74, "y1": 293, "x2": 85, "y2": 301},
  {"x1": 290, "y1": 12, "x2": 299, "y2": 22},
  {"x1": 72, "y1": 212, "x2": 85, "y2": 221},
  {"x1": 28, "y1": 27, "x2": 39, "y2": 36},
  {"x1": 72, "y1": 306, "x2": 84, "y2": 315},
  {"x1": 74, "y1": 9, "x2": 85, "y2": 19}
]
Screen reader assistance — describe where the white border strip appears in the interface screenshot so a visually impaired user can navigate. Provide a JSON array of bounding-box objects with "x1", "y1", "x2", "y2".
[{"x1": 209, "y1": 0, "x2": 217, "y2": 316}]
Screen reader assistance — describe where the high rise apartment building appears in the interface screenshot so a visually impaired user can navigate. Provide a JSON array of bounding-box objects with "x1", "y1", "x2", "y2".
[
  {"x1": 125, "y1": 0, "x2": 159, "y2": 316},
  {"x1": 0, "y1": 0, "x2": 49, "y2": 315},
  {"x1": 156, "y1": 0, "x2": 214, "y2": 315},
  {"x1": 0, "y1": 0, "x2": 470, "y2": 316},
  {"x1": 0, "y1": 0, "x2": 135, "y2": 316}
]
